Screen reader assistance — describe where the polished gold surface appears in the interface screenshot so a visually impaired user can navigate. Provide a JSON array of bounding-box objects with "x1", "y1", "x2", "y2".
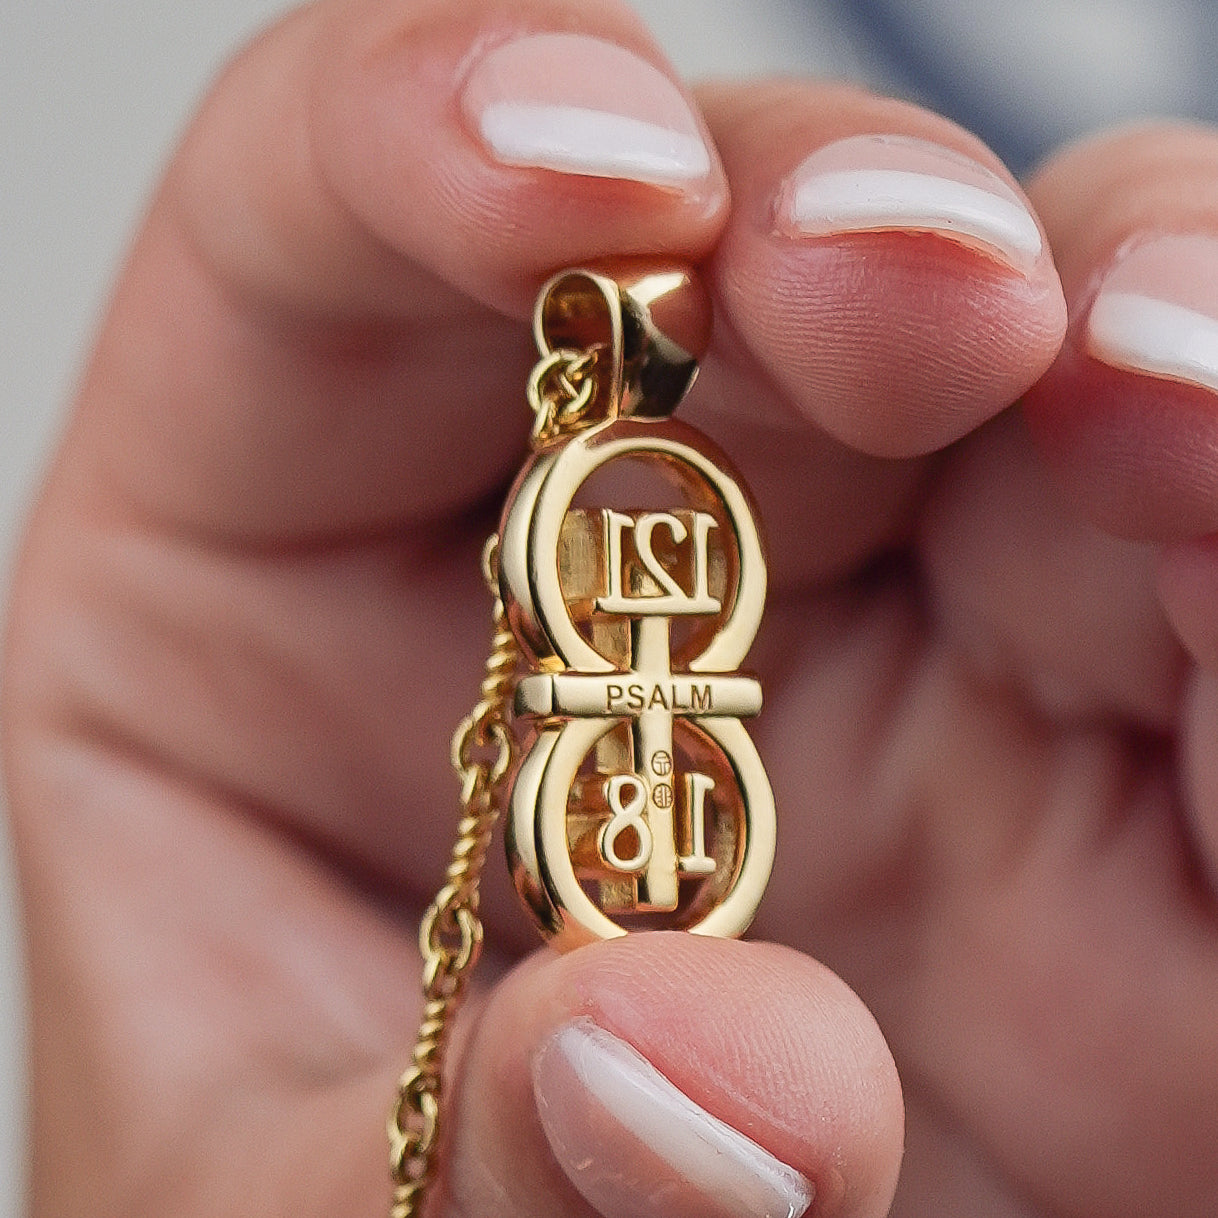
[
  {"x1": 531, "y1": 262, "x2": 712, "y2": 429},
  {"x1": 501, "y1": 262, "x2": 774, "y2": 948},
  {"x1": 391, "y1": 264, "x2": 775, "y2": 1214},
  {"x1": 388, "y1": 538, "x2": 518, "y2": 1218},
  {"x1": 500, "y1": 411, "x2": 775, "y2": 948}
]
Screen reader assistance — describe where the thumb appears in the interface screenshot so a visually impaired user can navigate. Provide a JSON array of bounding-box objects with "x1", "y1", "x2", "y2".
[{"x1": 428, "y1": 932, "x2": 903, "y2": 1217}]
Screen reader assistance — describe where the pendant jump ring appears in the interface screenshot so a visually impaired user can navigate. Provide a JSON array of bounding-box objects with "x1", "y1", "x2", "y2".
[{"x1": 533, "y1": 261, "x2": 712, "y2": 421}]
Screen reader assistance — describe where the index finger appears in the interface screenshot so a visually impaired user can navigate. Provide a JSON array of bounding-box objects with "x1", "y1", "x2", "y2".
[{"x1": 65, "y1": 0, "x2": 727, "y2": 543}]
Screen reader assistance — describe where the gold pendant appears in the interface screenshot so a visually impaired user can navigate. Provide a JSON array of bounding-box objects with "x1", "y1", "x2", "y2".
[
  {"x1": 500, "y1": 264, "x2": 775, "y2": 950},
  {"x1": 389, "y1": 264, "x2": 776, "y2": 1215}
]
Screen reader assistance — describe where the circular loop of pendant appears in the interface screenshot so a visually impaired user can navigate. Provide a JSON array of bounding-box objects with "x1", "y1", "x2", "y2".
[
  {"x1": 509, "y1": 716, "x2": 775, "y2": 949},
  {"x1": 499, "y1": 418, "x2": 766, "y2": 675}
]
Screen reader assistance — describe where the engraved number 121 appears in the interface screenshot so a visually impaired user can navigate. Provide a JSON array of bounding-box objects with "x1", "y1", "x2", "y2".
[{"x1": 598, "y1": 510, "x2": 721, "y2": 615}]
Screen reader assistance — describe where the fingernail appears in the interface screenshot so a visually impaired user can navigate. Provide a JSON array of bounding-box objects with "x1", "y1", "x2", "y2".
[
  {"x1": 461, "y1": 33, "x2": 713, "y2": 187},
  {"x1": 1086, "y1": 233, "x2": 1218, "y2": 394},
  {"x1": 777, "y1": 132, "x2": 1042, "y2": 269},
  {"x1": 533, "y1": 1018, "x2": 813, "y2": 1218}
]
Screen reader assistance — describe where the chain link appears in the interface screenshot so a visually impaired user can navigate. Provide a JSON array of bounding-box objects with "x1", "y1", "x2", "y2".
[
  {"x1": 527, "y1": 346, "x2": 603, "y2": 445},
  {"x1": 389, "y1": 340, "x2": 605, "y2": 1215},
  {"x1": 388, "y1": 534, "x2": 519, "y2": 1217}
]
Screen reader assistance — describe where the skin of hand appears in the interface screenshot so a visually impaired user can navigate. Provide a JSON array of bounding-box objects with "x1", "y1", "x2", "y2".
[{"x1": 5, "y1": 1, "x2": 1218, "y2": 1215}]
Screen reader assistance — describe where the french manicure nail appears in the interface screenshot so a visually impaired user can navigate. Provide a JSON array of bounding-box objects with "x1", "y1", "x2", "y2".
[
  {"x1": 777, "y1": 133, "x2": 1043, "y2": 268},
  {"x1": 533, "y1": 1018, "x2": 813, "y2": 1218},
  {"x1": 461, "y1": 33, "x2": 713, "y2": 187},
  {"x1": 1086, "y1": 233, "x2": 1218, "y2": 394}
]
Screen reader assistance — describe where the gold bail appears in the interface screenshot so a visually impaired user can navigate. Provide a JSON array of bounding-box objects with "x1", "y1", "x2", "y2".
[{"x1": 533, "y1": 261, "x2": 712, "y2": 422}]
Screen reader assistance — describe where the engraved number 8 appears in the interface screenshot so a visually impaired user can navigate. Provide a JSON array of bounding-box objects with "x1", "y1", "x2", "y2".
[{"x1": 599, "y1": 774, "x2": 653, "y2": 873}]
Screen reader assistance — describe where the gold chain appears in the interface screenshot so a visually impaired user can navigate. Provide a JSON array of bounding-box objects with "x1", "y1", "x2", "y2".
[
  {"x1": 387, "y1": 534, "x2": 519, "y2": 1217},
  {"x1": 387, "y1": 350, "x2": 600, "y2": 1214}
]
